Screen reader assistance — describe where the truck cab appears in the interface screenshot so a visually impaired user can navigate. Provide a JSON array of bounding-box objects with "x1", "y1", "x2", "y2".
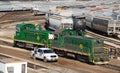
[{"x1": 31, "y1": 48, "x2": 58, "y2": 62}]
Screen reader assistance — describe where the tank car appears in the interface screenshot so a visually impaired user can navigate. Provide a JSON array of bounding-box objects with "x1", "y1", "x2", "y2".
[
  {"x1": 73, "y1": 16, "x2": 86, "y2": 35},
  {"x1": 45, "y1": 10, "x2": 73, "y2": 31},
  {"x1": 45, "y1": 9, "x2": 86, "y2": 35}
]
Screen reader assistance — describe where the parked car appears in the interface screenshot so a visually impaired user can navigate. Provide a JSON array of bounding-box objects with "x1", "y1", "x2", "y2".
[{"x1": 31, "y1": 48, "x2": 58, "y2": 62}]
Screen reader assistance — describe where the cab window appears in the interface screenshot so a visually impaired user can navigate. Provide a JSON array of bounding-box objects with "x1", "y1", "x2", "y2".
[{"x1": 38, "y1": 49, "x2": 42, "y2": 53}]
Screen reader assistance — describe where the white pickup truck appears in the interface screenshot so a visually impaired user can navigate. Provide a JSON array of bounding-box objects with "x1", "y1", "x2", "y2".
[{"x1": 31, "y1": 48, "x2": 58, "y2": 62}]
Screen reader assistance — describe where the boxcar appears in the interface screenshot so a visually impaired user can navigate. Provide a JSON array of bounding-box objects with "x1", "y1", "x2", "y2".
[{"x1": 86, "y1": 13, "x2": 120, "y2": 37}]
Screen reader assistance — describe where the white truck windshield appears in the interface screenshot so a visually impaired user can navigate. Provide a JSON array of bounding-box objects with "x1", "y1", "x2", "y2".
[{"x1": 43, "y1": 50, "x2": 54, "y2": 53}]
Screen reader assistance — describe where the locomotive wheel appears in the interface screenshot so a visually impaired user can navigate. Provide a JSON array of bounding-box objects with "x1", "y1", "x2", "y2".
[
  {"x1": 75, "y1": 54, "x2": 85, "y2": 62},
  {"x1": 13, "y1": 41, "x2": 17, "y2": 47},
  {"x1": 75, "y1": 54, "x2": 80, "y2": 60},
  {"x1": 30, "y1": 54, "x2": 34, "y2": 59},
  {"x1": 55, "y1": 50, "x2": 67, "y2": 57},
  {"x1": 17, "y1": 42, "x2": 26, "y2": 48}
]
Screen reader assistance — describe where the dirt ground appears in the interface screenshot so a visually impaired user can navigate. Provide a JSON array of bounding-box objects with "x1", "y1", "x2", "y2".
[
  {"x1": 0, "y1": 11, "x2": 120, "y2": 73},
  {"x1": 0, "y1": 11, "x2": 45, "y2": 39}
]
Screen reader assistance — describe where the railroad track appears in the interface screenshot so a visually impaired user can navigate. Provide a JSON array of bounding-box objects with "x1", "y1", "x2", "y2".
[
  {"x1": 0, "y1": 41, "x2": 89, "y2": 73},
  {"x1": 0, "y1": 11, "x2": 45, "y2": 26},
  {"x1": 86, "y1": 30, "x2": 120, "y2": 57},
  {"x1": 0, "y1": 18, "x2": 45, "y2": 25},
  {"x1": 0, "y1": 54, "x2": 62, "y2": 73},
  {"x1": 28, "y1": 62, "x2": 63, "y2": 73},
  {"x1": 86, "y1": 30, "x2": 120, "y2": 47},
  {"x1": 0, "y1": 39, "x2": 13, "y2": 46},
  {"x1": 98, "y1": 64, "x2": 120, "y2": 71}
]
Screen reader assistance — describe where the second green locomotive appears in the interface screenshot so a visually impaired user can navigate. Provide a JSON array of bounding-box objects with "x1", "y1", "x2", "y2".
[{"x1": 52, "y1": 30, "x2": 109, "y2": 64}]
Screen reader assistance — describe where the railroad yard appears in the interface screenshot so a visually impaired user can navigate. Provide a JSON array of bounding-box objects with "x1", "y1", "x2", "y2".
[{"x1": 0, "y1": 11, "x2": 120, "y2": 73}]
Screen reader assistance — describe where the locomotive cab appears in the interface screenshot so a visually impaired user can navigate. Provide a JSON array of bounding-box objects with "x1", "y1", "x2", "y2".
[
  {"x1": 93, "y1": 40, "x2": 109, "y2": 64},
  {"x1": 14, "y1": 23, "x2": 36, "y2": 40},
  {"x1": 14, "y1": 23, "x2": 36, "y2": 47}
]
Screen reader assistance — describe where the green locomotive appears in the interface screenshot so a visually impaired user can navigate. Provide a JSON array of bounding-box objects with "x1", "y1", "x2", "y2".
[
  {"x1": 14, "y1": 23, "x2": 54, "y2": 48},
  {"x1": 52, "y1": 30, "x2": 109, "y2": 64},
  {"x1": 14, "y1": 23, "x2": 109, "y2": 64}
]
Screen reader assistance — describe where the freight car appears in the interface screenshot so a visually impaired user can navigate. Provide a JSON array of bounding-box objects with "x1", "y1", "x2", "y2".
[
  {"x1": 85, "y1": 11, "x2": 120, "y2": 37},
  {"x1": 14, "y1": 23, "x2": 109, "y2": 64},
  {"x1": 45, "y1": 9, "x2": 73, "y2": 30},
  {"x1": 45, "y1": 9, "x2": 86, "y2": 35},
  {"x1": 52, "y1": 30, "x2": 109, "y2": 64},
  {"x1": 14, "y1": 23, "x2": 54, "y2": 48}
]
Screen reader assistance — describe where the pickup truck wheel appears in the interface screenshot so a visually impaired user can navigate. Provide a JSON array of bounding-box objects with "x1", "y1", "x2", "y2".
[
  {"x1": 31, "y1": 54, "x2": 35, "y2": 59},
  {"x1": 43, "y1": 57, "x2": 47, "y2": 62},
  {"x1": 54, "y1": 60, "x2": 58, "y2": 62}
]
